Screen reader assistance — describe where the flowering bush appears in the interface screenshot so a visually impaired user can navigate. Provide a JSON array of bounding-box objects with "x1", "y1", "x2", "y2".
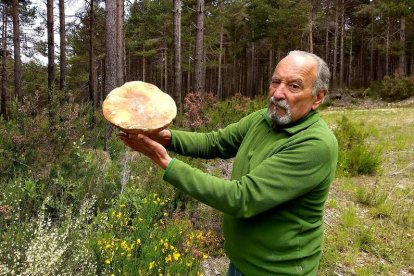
[
  {"x1": 0, "y1": 197, "x2": 97, "y2": 275},
  {"x1": 92, "y1": 187, "x2": 208, "y2": 275},
  {"x1": 183, "y1": 92, "x2": 217, "y2": 130}
]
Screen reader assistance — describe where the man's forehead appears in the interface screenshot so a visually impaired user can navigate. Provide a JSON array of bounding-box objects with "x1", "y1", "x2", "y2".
[{"x1": 274, "y1": 55, "x2": 317, "y2": 79}]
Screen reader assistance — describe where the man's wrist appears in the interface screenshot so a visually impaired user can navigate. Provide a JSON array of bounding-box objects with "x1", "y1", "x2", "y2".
[{"x1": 161, "y1": 156, "x2": 173, "y2": 170}]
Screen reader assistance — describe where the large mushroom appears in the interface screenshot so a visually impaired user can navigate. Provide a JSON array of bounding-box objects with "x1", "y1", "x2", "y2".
[{"x1": 102, "y1": 81, "x2": 177, "y2": 134}]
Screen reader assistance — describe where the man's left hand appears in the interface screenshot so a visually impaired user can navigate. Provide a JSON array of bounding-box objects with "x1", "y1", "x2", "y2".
[{"x1": 118, "y1": 133, "x2": 172, "y2": 169}]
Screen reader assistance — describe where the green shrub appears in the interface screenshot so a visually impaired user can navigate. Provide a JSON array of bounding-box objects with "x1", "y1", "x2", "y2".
[
  {"x1": 91, "y1": 187, "x2": 205, "y2": 275},
  {"x1": 0, "y1": 197, "x2": 97, "y2": 275},
  {"x1": 368, "y1": 75, "x2": 414, "y2": 101},
  {"x1": 334, "y1": 116, "x2": 382, "y2": 176}
]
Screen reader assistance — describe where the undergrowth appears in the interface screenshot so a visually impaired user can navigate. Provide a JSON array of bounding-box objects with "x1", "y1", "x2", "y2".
[{"x1": 1, "y1": 92, "x2": 413, "y2": 275}]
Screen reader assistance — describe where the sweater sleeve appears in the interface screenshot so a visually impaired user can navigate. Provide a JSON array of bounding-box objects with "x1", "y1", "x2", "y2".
[
  {"x1": 168, "y1": 110, "x2": 263, "y2": 159},
  {"x1": 163, "y1": 135, "x2": 336, "y2": 218}
]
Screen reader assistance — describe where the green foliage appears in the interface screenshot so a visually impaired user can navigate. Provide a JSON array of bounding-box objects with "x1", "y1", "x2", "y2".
[
  {"x1": 2, "y1": 88, "x2": 413, "y2": 274},
  {"x1": 178, "y1": 92, "x2": 267, "y2": 131},
  {"x1": 368, "y1": 76, "x2": 414, "y2": 101},
  {"x1": 91, "y1": 187, "x2": 204, "y2": 275},
  {"x1": 334, "y1": 116, "x2": 382, "y2": 176},
  {"x1": 0, "y1": 197, "x2": 97, "y2": 275}
]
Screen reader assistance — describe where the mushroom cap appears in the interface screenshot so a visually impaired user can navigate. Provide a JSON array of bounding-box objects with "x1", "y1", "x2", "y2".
[{"x1": 102, "y1": 81, "x2": 177, "y2": 134}]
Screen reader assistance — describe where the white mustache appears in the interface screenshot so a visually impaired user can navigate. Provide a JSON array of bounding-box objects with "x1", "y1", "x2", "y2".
[{"x1": 270, "y1": 97, "x2": 289, "y2": 109}]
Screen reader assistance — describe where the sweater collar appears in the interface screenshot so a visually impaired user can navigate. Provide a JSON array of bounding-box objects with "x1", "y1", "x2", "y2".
[{"x1": 261, "y1": 109, "x2": 320, "y2": 135}]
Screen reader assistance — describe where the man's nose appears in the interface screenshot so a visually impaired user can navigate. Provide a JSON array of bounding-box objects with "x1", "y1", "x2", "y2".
[{"x1": 271, "y1": 84, "x2": 286, "y2": 100}]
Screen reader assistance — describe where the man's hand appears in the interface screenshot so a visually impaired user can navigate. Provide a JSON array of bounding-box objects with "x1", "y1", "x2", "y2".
[
  {"x1": 118, "y1": 132, "x2": 172, "y2": 169},
  {"x1": 146, "y1": 129, "x2": 172, "y2": 148}
]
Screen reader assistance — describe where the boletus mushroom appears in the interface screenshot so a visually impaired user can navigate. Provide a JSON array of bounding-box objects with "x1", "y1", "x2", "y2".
[{"x1": 102, "y1": 81, "x2": 177, "y2": 134}]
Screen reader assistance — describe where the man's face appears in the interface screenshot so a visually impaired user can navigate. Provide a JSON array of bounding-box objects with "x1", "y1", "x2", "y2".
[{"x1": 267, "y1": 54, "x2": 322, "y2": 126}]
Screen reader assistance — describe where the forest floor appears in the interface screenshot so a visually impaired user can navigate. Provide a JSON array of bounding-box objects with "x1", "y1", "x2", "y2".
[{"x1": 199, "y1": 97, "x2": 414, "y2": 275}]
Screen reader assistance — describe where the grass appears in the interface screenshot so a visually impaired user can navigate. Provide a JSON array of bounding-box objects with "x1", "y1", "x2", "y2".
[{"x1": 319, "y1": 106, "x2": 414, "y2": 275}]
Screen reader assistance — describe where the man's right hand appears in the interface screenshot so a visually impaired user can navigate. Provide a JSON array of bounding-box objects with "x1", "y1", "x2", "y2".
[{"x1": 145, "y1": 129, "x2": 172, "y2": 148}]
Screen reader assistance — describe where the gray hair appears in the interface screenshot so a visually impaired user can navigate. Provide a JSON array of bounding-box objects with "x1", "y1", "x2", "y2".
[{"x1": 288, "y1": 50, "x2": 331, "y2": 96}]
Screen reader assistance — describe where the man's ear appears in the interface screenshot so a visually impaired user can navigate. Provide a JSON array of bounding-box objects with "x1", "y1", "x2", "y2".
[{"x1": 311, "y1": 90, "x2": 326, "y2": 110}]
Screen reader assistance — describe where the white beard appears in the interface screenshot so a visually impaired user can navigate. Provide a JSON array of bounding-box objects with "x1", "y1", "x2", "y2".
[{"x1": 267, "y1": 97, "x2": 292, "y2": 126}]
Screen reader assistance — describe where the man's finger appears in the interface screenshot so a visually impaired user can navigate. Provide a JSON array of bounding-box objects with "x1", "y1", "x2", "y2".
[{"x1": 139, "y1": 134, "x2": 162, "y2": 150}]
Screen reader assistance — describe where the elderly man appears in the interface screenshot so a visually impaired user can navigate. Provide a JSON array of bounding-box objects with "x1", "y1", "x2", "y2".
[{"x1": 119, "y1": 50, "x2": 338, "y2": 275}]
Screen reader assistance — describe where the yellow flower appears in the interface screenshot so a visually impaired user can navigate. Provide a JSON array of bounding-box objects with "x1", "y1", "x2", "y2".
[
  {"x1": 163, "y1": 242, "x2": 169, "y2": 248},
  {"x1": 165, "y1": 254, "x2": 172, "y2": 263},
  {"x1": 203, "y1": 254, "x2": 208, "y2": 259},
  {"x1": 121, "y1": 241, "x2": 128, "y2": 250},
  {"x1": 105, "y1": 259, "x2": 111, "y2": 265},
  {"x1": 173, "y1": 252, "x2": 180, "y2": 261},
  {"x1": 170, "y1": 245, "x2": 175, "y2": 250},
  {"x1": 163, "y1": 212, "x2": 168, "y2": 217},
  {"x1": 149, "y1": 261, "x2": 155, "y2": 270},
  {"x1": 136, "y1": 239, "x2": 141, "y2": 245}
]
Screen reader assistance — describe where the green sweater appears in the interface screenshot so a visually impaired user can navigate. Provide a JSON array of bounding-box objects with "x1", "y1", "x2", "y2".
[{"x1": 163, "y1": 109, "x2": 338, "y2": 275}]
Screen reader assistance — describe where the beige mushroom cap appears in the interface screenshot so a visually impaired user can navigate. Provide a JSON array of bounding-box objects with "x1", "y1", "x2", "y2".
[{"x1": 102, "y1": 81, "x2": 177, "y2": 134}]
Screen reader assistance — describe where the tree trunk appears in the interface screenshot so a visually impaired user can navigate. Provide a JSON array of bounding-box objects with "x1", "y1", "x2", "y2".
[
  {"x1": 308, "y1": 0, "x2": 315, "y2": 53},
  {"x1": 194, "y1": 0, "x2": 204, "y2": 92},
  {"x1": 116, "y1": 0, "x2": 124, "y2": 86},
  {"x1": 250, "y1": 41, "x2": 255, "y2": 97},
  {"x1": 1, "y1": 5, "x2": 8, "y2": 120},
  {"x1": 398, "y1": 16, "x2": 406, "y2": 76},
  {"x1": 105, "y1": 0, "x2": 124, "y2": 148},
  {"x1": 12, "y1": 0, "x2": 22, "y2": 102},
  {"x1": 47, "y1": 0, "x2": 54, "y2": 104},
  {"x1": 89, "y1": 0, "x2": 97, "y2": 108},
  {"x1": 217, "y1": 23, "x2": 223, "y2": 99},
  {"x1": 187, "y1": 54, "x2": 191, "y2": 92},
  {"x1": 268, "y1": 48, "x2": 274, "y2": 81},
  {"x1": 385, "y1": 17, "x2": 389, "y2": 76},
  {"x1": 369, "y1": 14, "x2": 374, "y2": 82},
  {"x1": 105, "y1": 0, "x2": 117, "y2": 96},
  {"x1": 164, "y1": 45, "x2": 167, "y2": 93},
  {"x1": 173, "y1": 0, "x2": 182, "y2": 111},
  {"x1": 339, "y1": 0, "x2": 344, "y2": 89},
  {"x1": 324, "y1": 2, "x2": 330, "y2": 63},
  {"x1": 348, "y1": 31, "x2": 352, "y2": 87},
  {"x1": 59, "y1": 0, "x2": 66, "y2": 90},
  {"x1": 332, "y1": 1, "x2": 338, "y2": 88}
]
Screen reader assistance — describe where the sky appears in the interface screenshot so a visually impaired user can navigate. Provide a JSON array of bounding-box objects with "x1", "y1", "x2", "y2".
[{"x1": 22, "y1": 0, "x2": 85, "y2": 64}]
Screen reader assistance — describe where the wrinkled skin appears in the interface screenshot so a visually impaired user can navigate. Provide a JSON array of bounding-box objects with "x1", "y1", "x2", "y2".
[{"x1": 118, "y1": 129, "x2": 172, "y2": 169}]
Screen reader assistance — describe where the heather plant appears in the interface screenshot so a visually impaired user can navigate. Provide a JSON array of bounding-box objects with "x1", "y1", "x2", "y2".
[
  {"x1": 207, "y1": 94, "x2": 267, "y2": 129},
  {"x1": 1, "y1": 90, "x2": 91, "y2": 180},
  {"x1": 368, "y1": 75, "x2": 414, "y2": 101},
  {"x1": 182, "y1": 92, "x2": 218, "y2": 130},
  {"x1": 180, "y1": 93, "x2": 267, "y2": 131},
  {"x1": 334, "y1": 115, "x2": 382, "y2": 176}
]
